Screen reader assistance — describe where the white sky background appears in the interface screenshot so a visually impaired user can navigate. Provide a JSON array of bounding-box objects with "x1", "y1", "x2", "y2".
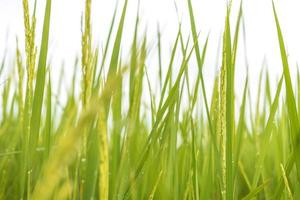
[{"x1": 0, "y1": 0, "x2": 300, "y2": 106}]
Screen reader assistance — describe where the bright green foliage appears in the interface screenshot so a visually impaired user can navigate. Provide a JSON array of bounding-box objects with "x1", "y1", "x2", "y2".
[{"x1": 0, "y1": 1, "x2": 300, "y2": 200}]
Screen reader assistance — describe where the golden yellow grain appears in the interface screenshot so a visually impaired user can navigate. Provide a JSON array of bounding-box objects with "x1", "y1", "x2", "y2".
[
  {"x1": 22, "y1": 0, "x2": 36, "y2": 89},
  {"x1": 81, "y1": 0, "x2": 93, "y2": 106},
  {"x1": 219, "y1": 48, "x2": 227, "y2": 199},
  {"x1": 211, "y1": 75, "x2": 220, "y2": 130},
  {"x1": 98, "y1": 102, "x2": 109, "y2": 200},
  {"x1": 32, "y1": 104, "x2": 96, "y2": 200},
  {"x1": 22, "y1": 0, "x2": 37, "y2": 139},
  {"x1": 22, "y1": 0, "x2": 31, "y2": 63}
]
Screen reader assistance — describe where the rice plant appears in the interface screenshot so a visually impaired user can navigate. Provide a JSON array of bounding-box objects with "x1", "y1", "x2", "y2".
[{"x1": 0, "y1": 0, "x2": 300, "y2": 199}]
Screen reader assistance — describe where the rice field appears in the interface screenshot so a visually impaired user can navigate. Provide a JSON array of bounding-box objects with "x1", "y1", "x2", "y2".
[{"x1": 0, "y1": 0, "x2": 300, "y2": 199}]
